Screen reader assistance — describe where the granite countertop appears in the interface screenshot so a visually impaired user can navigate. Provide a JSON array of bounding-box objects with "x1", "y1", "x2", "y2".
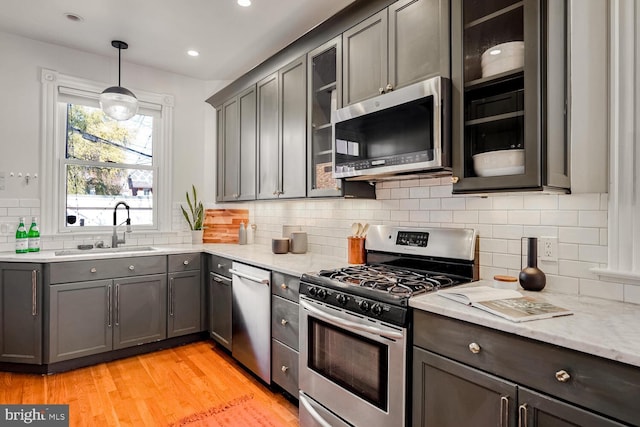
[
  {"x1": 410, "y1": 280, "x2": 640, "y2": 368},
  {"x1": 0, "y1": 243, "x2": 349, "y2": 277}
]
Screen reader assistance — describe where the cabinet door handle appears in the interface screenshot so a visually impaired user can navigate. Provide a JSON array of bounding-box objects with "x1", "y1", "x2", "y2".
[
  {"x1": 183, "y1": 260, "x2": 189, "y2": 265},
  {"x1": 451, "y1": 176, "x2": 460, "y2": 184},
  {"x1": 90, "y1": 267, "x2": 97, "y2": 273},
  {"x1": 107, "y1": 284, "x2": 112, "y2": 327},
  {"x1": 169, "y1": 278, "x2": 175, "y2": 316},
  {"x1": 281, "y1": 365, "x2": 289, "y2": 373},
  {"x1": 385, "y1": 83, "x2": 394, "y2": 92},
  {"x1": 128, "y1": 265, "x2": 135, "y2": 271},
  {"x1": 115, "y1": 284, "x2": 120, "y2": 326},
  {"x1": 379, "y1": 87, "x2": 385, "y2": 94},
  {"x1": 281, "y1": 319, "x2": 288, "y2": 326},
  {"x1": 469, "y1": 342, "x2": 481, "y2": 354},
  {"x1": 555, "y1": 370, "x2": 571, "y2": 382},
  {"x1": 518, "y1": 404, "x2": 528, "y2": 427},
  {"x1": 500, "y1": 396, "x2": 509, "y2": 427},
  {"x1": 31, "y1": 270, "x2": 37, "y2": 316},
  {"x1": 217, "y1": 263, "x2": 223, "y2": 269},
  {"x1": 280, "y1": 283, "x2": 288, "y2": 290}
]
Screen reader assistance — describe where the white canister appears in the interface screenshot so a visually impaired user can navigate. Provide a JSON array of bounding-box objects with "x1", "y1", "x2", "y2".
[{"x1": 290, "y1": 231, "x2": 308, "y2": 254}]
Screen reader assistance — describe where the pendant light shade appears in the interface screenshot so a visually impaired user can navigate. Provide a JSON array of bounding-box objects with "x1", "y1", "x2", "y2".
[{"x1": 100, "y1": 40, "x2": 138, "y2": 121}]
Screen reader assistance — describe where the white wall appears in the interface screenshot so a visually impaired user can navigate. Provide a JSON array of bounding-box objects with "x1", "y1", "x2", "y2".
[{"x1": 0, "y1": 31, "x2": 219, "y2": 203}]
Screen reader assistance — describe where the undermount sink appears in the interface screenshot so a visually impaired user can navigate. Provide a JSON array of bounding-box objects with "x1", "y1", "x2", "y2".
[{"x1": 54, "y1": 246, "x2": 157, "y2": 256}]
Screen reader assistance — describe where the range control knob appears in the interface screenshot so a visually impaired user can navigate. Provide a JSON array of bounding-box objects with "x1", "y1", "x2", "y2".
[
  {"x1": 308, "y1": 287, "x2": 317, "y2": 297},
  {"x1": 371, "y1": 304, "x2": 383, "y2": 316},
  {"x1": 317, "y1": 288, "x2": 327, "y2": 299},
  {"x1": 336, "y1": 294, "x2": 348, "y2": 305},
  {"x1": 358, "y1": 300, "x2": 370, "y2": 312}
]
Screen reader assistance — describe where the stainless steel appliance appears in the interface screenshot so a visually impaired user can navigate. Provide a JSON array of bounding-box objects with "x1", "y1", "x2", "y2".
[
  {"x1": 299, "y1": 225, "x2": 478, "y2": 427},
  {"x1": 230, "y1": 262, "x2": 271, "y2": 383},
  {"x1": 332, "y1": 76, "x2": 451, "y2": 180}
]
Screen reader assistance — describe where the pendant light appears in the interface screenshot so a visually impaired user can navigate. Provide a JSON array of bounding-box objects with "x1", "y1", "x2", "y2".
[{"x1": 100, "y1": 40, "x2": 138, "y2": 121}]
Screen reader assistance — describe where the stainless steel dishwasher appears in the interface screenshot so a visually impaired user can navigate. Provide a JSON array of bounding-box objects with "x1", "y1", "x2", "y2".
[{"x1": 229, "y1": 261, "x2": 271, "y2": 383}]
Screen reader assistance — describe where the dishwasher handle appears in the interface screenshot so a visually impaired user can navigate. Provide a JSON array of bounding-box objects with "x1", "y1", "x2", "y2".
[{"x1": 229, "y1": 268, "x2": 270, "y2": 286}]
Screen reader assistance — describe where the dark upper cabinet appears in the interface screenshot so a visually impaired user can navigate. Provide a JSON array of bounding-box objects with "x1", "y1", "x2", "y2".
[
  {"x1": 451, "y1": 0, "x2": 570, "y2": 193},
  {"x1": 217, "y1": 86, "x2": 257, "y2": 202},
  {"x1": 343, "y1": 0, "x2": 450, "y2": 106}
]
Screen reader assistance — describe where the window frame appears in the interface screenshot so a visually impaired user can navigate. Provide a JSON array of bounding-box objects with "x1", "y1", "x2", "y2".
[{"x1": 40, "y1": 68, "x2": 174, "y2": 235}]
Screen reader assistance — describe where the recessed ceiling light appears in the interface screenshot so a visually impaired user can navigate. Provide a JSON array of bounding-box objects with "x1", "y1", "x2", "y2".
[
  {"x1": 237, "y1": 0, "x2": 251, "y2": 7},
  {"x1": 187, "y1": 50, "x2": 200, "y2": 57},
  {"x1": 64, "y1": 12, "x2": 84, "y2": 22}
]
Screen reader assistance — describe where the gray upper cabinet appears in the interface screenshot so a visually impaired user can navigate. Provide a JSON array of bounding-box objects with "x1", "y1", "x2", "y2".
[
  {"x1": 451, "y1": 0, "x2": 570, "y2": 193},
  {"x1": 257, "y1": 56, "x2": 307, "y2": 199},
  {"x1": 343, "y1": 0, "x2": 450, "y2": 105},
  {"x1": 216, "y1": 108, "x2": 224, "y2": 202},
  {"x1": 217, "y1": 86, "x2": 257, "y2": 201},
  {"x1": 257, "y1": 72, "x2": 280, "y2": 199},
  {"x1": 218, "y1": 86, "x2": 256, "y2": 201},
  {"x1": 0, "y1": 263, "x2": 42, "y2": 364}
]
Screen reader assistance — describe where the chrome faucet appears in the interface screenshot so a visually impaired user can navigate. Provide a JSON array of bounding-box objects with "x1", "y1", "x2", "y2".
[{"x1": 112, "y1": 201, "x2": 131, "y2": 248}]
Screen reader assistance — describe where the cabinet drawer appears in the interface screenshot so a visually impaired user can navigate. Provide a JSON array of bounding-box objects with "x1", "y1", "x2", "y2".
[
  {"x1": 271, "y1": 271, "x2": 299, "y2": 301},
  {"x1": 271, "y1": 339, "x2": 299, "y2": 397},
  {"x1": 414, "y1": 311, "x2": 640, "y2": 426},
  {"x1": 168, "y1": 253, "x2": 201, "y2": 272},
  {"x1": 49, "y1": 256, "x2": 167, "y2": 284},
  {"x1": 209, "y1": 255, "x2": 232, "y2": 278},
  {"x1": 271, "y1": 295, "x2": 299, "y2": 350}
]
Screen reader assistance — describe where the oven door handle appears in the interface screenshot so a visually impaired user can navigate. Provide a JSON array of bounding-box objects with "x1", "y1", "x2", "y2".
[
  {"x1": 299, "y1": 392, "x2": 333, "y2": 427},
  {"x1": 301, "y1": 299, "x2": 403, "y2": 340}
]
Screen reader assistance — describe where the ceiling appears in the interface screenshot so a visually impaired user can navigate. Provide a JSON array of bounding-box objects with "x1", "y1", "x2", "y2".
[{"x1": 0, "y1": 0, "x2": 355, "y2": 81}]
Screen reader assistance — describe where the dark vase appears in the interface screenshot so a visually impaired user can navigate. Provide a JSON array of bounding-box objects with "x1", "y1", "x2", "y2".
[{"x1": 519, "y1": 237, "x2": 546, "y2": 291}]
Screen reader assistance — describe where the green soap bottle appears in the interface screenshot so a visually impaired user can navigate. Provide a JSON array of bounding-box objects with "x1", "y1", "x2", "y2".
[
  {"x1": 28, "y1": 216, "x2": 40, "y2": 252},
  {"x1": 15, "y1": 217, "x2": 28, "y2": 254}
]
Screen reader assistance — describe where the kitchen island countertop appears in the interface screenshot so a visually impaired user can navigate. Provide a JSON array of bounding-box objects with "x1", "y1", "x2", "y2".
[{"x1": 410, "y1": 280, "x2": 640, "y2": 368}]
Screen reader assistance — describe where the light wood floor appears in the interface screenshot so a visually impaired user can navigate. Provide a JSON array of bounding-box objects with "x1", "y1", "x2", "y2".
[{"x1": 0, "y1": 341, "x2": 299, "y2": 426}]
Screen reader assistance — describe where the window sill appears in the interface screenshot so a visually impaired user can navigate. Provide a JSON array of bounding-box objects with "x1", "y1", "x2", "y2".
[{"x1": 591, "y1": 268, "x2": 640, "y2": 286}]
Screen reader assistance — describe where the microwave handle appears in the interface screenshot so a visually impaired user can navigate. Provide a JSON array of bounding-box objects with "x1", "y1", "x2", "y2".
[{"x1": 301, "y1": 299, "x2": 403, "y2": 340}]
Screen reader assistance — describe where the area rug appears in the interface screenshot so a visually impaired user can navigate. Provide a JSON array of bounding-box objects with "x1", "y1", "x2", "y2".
[{"x1": 169, "y1": 393, "x2": 291, "y2": 427}]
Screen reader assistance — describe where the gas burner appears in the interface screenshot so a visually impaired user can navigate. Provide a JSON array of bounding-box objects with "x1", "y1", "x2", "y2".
[{"x1": 317, "y1": 264, "x2": 462, "y2": 297}]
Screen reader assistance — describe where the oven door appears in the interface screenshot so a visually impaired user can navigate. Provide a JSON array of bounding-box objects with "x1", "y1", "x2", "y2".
[{"x1": 299, "y1": 296, "x2": 407, "y2": 427}]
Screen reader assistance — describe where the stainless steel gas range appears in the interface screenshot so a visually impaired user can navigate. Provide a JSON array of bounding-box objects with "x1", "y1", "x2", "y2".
[{"x1": 298, "y1": 225, "x2": 478, "y2": 427}]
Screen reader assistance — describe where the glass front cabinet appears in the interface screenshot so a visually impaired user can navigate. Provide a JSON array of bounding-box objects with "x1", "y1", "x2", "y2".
[
  {"x1": 451, "y1": 0, "x2": 570, "y2": 193},
  {"x1": 307, "y1": 36, "x2": 343, "y2": 197}
]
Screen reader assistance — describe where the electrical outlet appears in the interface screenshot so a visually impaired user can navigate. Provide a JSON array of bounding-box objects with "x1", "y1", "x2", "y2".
[{"x1": 540, "y1": 237, "x2": 558, "y2": 262}]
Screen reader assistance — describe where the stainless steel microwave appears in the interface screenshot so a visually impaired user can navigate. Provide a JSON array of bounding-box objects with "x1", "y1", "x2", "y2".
[{"x1": 332, "y1": 76, "x2": 450, "y2": 180}]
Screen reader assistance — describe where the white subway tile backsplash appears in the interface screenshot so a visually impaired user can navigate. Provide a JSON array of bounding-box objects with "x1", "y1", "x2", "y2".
[
  {"x1": 559, "y1": 227, "x2": 600, "y2": 245},
  {"x1": 558, "y1": 260, "x2": 600, "y2": 279},
  {"x1": 409, "y1": 210, "x2": 430, "y2": 222},
  {"x1": 558, "y1": 243, "x2": 579, "y2": 260},
  {"x1": 508, "y1": 210, "x2": 541, "y2": 225},
  {"x1": 559, "y1": 193, "x2": 600, "y2": 210},
  {"x1": 545, "y1": 274, "x2": 580, "y2": 294},
  {"x1": 442, "y1": 197, "x2": 466, "y2": 210},
  {"x1": 430, "y1": 184, "x2": 453, "y2": 198},
  {"x1": 400, "y1": 199, "x2": 421, "y2": 210},
  {"x1": 493, "y1": 195, "x2": 524, "y2": 210},
  {"x1": 479, "y1": 252, "x2": 493, "y2": 266},
  {"x1": 522, "y1": 226, "x2": 559, "y2": 238},
  {"x1": 429, "y1": 210, "x2": 452, "y2": 223},
  {"x1": 473, "y1": 223, "x2": 493, "y2": 238},
  {"x1": 579, "y1": 211, "x2": 607, "y2": 227},
  {"x1": 419, "y1": 198, "x2": 440, "y2": 210},
  {"x1": 465, "y1": 197, "x2": 492, "y2": 210},
  {"x1": 391, "y1": 188, "x2": 410, "y2": 199},
  {"x1": 523, "y1": 194, "x2": 559, "y2": 210},
  {"x1": 479, "y1": 210, "x2": 508, "y2": 224},
  {"x1": 453, "y1": 210, "x2": 478, "y2": 224},
  {"x1": 579, "y1": 279, "x2": 624, "y2": 301},
  {"x1": 492, "y1": 253, "x2": 520, "y2": 269},
  {"x1": 7, "y1": 208, "x2": 31, "y2": 217},
  {"x1": 390, "y1": 210, "x2": 409, "y2": 222},
  {"x1": 541, "y1": 210, "x2": 578, "y2": 226},
  {"x1": 0, "y1": 199, "x2": 19, "y2": 208},
  {"x1": 578, "y1": 244, "x2": 608, "y2": 263},
  {"x1": 409, "y1": 186, "x2": 430, "y2": 199},
  {"x1": 493, "y1": 225, "x2": 524, "y2": 239},
  {"x1": 376, "y1": 188, "x2": 391, "y2": 200},
  {"x1": 624, "y1": 284, "x2": 640, "y2": 304},
  {"x1": 480, "y1": 238, "x2": 508, "y2": 253}
]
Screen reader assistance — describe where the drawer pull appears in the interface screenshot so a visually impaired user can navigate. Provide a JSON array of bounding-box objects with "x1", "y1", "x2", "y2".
[
  {"x1": 90, "y1": 267, "x2": 97, "y2": 273},
  {"x1": 281, "y1": 319, "x2": 288, "y2": 326},
  {"x1": 500, "y1": 396, "x2": 509, "y2": 427},
  {"x1": 281, "y1": 365, "x2": 289, "y2": 373},
  {"x1": 280, "y1": 283, "x2": 288, "y2": 290},
  {"x1": 183, "y1": 260, "x2": 189, "y2": 265},
  {"x1": 129, "y1": 265, "x2": 135, "y2": 271},
  {"x1": 468, "y1": 342, "x2": 481, "y2": 354},
  {"x1": 217, "y1": 263, "x2": 223, "y2": 269},
  {"x1": 555, "y1": 370, "x2": 571, "y2": 382}
]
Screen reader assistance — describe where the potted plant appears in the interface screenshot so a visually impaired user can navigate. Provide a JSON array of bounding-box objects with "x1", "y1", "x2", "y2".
[{"x1": 181, "y1": 185, "x2": 204, "y2": 244}]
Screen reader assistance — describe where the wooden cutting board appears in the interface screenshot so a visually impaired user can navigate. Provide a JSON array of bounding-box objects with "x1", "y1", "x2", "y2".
[{"x1": 203, "y1": 209, "x2": 249, "y2": 243}]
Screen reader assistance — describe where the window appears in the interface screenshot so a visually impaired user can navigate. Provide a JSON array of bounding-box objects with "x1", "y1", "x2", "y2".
[{"x1": 40, "y1": 69, "x2": 174, "y2": 234}]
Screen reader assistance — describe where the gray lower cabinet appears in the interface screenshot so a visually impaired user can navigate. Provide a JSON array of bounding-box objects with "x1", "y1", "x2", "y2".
[
  {"x1": 412, "y1": 311, "x2": 637, "y2": 426},
  {"x1": 343, "y1": 0, "x2": 449, "y2": 105},
  {"x1": 270, "y1": 271, "x2": 300, "y2": 396},
  {"x1": 208, "y1": 255, "x2": 233, "y2": 351},
  {"x1": 48, "y1": 274, "x2": 167, "y2": 363},
  {"x1": 0, "y1": 263, "x2": 42, "y2": 364},
  {"x1": 167, "y1": 253, "x2": 203, "y2": 338}
]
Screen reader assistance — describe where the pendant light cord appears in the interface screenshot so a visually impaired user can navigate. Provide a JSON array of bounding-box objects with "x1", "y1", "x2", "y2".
[{"x1": 118, "y1": 46, "x2": 122, "y2": 86}]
